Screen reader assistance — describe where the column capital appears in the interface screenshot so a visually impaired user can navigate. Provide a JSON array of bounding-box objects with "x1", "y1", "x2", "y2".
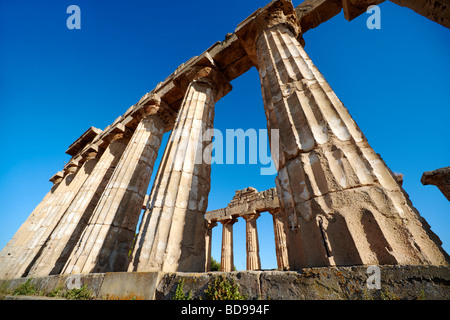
[
  {"x1": 49, "y1": 171, "x2": 64, "y2": 184},
  {"x1": 173, "y1": 53, "x2": 232, "y2": 102},
  {"x1": 79, "y1": 144, "x2": 103, "y2": 162},
  {"x1": 220, "y1": 217, "x2": 238, "y2": 226},
  {"x1": 205, "y1": 219, "x2": 218, "y2": 229},
  {"x1": 63, "y1": 162, "x2": 80, "y2": 176},
  {"x1": 97, "y1": 122, "x2": 134, "y2": 150},
  {"x1": 65, "y1": 126, "x2": 103, "y2": 157},
  {"x1": 235, "y1": 0, "x2": 301, "y2": 66},
  {"x1": 132, "y1": 93, "x2": 164, "y2": 120},
  {"x1": 133, "y1": 93, "x2": 177, "y2": 132},
  {"x1": 243, "y1": 211, "x2": 261, "y2": 222},
  {"x1": 268, "y1": 208, "x2": 282, "y2": 216}
]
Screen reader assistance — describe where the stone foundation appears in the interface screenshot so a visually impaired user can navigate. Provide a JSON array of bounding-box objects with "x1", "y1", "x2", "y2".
[{"x1": 1, "y1": 266, "x2": 449, "y2": 300}]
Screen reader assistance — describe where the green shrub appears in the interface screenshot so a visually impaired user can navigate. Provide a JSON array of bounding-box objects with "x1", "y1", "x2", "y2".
[
  {"x1": 172, "y1": 279, "x2": 192, "y2": 300},
  {"x1": 13, "y1": 279, "x2": 38, "y2": 296},
  {"x1": 63, "y1": 285, "x2": 93, "y2": 300},
  {"x1": 204, "y1": 275, "x2": 245, "y2": 300},
  {"x1": 47, "y1": 286, "x2": 64, "y2": 298}
]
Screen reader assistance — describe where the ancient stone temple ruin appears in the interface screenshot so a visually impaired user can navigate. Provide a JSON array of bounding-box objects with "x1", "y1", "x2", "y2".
[{"x1": 1, "y1": 0, "x2": 449, "y2": 283}]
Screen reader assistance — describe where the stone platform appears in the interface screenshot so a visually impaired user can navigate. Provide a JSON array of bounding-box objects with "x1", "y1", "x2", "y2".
[{"x1": 0, "y1": 265, "x2": 449, "y2": 300}]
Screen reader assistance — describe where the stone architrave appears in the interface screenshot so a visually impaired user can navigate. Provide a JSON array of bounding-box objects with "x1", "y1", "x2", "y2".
[
  {"x1": 62, "y1": 98, "x2": 168, "y2": 274},
  {"x1": 236, "y1": 0, "x2": 449, "y2": 268},
  {"x1": 129, "y1": 58, "x2": 231, "y2": 273},
  {"x1": 27, "y1": 135, "x2": 130, "y2": 277},
  {"x1": 220, "y1": 218, "x2": 238, "y2": 272}
]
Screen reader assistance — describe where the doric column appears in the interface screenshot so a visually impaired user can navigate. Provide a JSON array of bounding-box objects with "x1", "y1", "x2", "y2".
[
  {"x1": 268, "y1": 209, "x2": 289, "y2": 270},
  {"x1": 27, "y1": 133, "x2": 130, "y2": 277},
  {"x1": 243, "y1": 212, "x2": 261, "y2": 270},
  {"x1": 129, "y1": 59, "x2": 231, "y2": 273},
  {"x1": 0, "y1": 174, "x2": 62, "y2": 278},
  {"x1": 236, "y1": 0, "x2": 449, "y2": 268},
  {"x1": 220, "y1": 218, "x2": 237, "y2": 272},
  {"x1": 205, "y1": 220, "x2": 217, "y2": 272},
  {"x1": 62, "y1": 97, "x2": 170, "y2": 274},
  {"x1": 2, "y1": 153, "x2": 100, "y2": 279}
]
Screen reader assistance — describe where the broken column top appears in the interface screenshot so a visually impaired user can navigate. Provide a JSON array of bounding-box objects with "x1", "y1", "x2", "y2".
[
  {"x1": 421, "y1": 167, "x2": 450, "y2": 185},
  {"x1": 421, "y1": 167, "x2": 450, "y2": 202},
  {"x1": 205, "y1": 187, "x2": 280, "y2": 222}
]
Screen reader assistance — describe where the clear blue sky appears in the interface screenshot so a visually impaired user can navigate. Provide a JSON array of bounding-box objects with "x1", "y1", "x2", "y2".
[{"x1": 0, "y1": 0, "x2": 448, "y2": 271}]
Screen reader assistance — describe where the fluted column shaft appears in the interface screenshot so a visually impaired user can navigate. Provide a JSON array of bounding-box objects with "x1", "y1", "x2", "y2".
[
  {"x1": 238, "y1": 0, "x2": 449, "y2": 268},
  {"x1": 220, "y1": 218, "x2": 237, "y2": 272},
  {"x1": 243, "y1": 213, "x2": 261, "y2": 270},
  {"x1": 0, "y1": 179, "x2": 61, "y2": 277},
  {"x1": 1, "y1": 157, "x2": 98, "y2": 279},
  {"x1": 129, "y1": 66, "x2": 231, "y2": 273},
  {"x1": 28, "y1": 138, "x2": 129, "y2": 277},
  {"x1": 269, "y1": 209, "x2": 289, "y2": 270},
  {"x1": 63, "y1": 111, "x2": 165, "y2": 274},
  {"x1": 205, "y1": 220, "x2": 217, "y2": 272}
]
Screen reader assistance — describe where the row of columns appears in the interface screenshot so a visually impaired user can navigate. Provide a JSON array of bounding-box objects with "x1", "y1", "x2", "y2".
[
  {"x1": 206, "y1": 209, "x2": 289, "y2": 272},
  {"x1": 0, "y1": 60, "x2": 232, "y2": 279}
]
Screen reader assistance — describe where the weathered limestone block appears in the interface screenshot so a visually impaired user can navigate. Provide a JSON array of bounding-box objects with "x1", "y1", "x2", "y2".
[
  {"x1": 295, "y1": 0, "x2": 343, "y2": 33},
  {"x1": 342, "y1": 0, "x2": 384, "y2": 21},
  {"x1": 390, "y1": 0, "x2": 450, "y2": 29},
  {"x1": 421, "y1": 167, "x2": 450, "y2": 201},
  {"x1": 129, "y1": 60, "x2": 231, "y2": 273},
  {"x1": 27, "y1": 137, "x2": 130, "y2": 277},
  {"x1": 63, "y1": 100, "x2": 167, "y2": 274},
  {"x1": 236, "y1": 0, "x2": 449, "y2": 269}
]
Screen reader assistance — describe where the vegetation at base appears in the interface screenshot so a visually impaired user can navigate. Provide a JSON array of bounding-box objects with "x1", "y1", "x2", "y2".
[
  {"x1": 172, "y1": 275, "x2": 245, "y2": 300},
  {"x1": 12, "y1": 279, "x2": 40, "y2": 296},
  {"x1": 8, "y1": 279, "x2": 93, "y2": 300},
  {"x1": 47, "y1": 286, "x2": 64, "y2": 298},
  {"x1": 63, "y1": 285, "x2": 93, "y2": 300},
  {"x1": 172, "y1": 279, "x2": 192, "y2": 300},
  {"x1": 379, "y1": 287, "x2": 400, "y2": 300},
  {"x1": 204, "y1": 275, "x2": 246, "y2": 300}
]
